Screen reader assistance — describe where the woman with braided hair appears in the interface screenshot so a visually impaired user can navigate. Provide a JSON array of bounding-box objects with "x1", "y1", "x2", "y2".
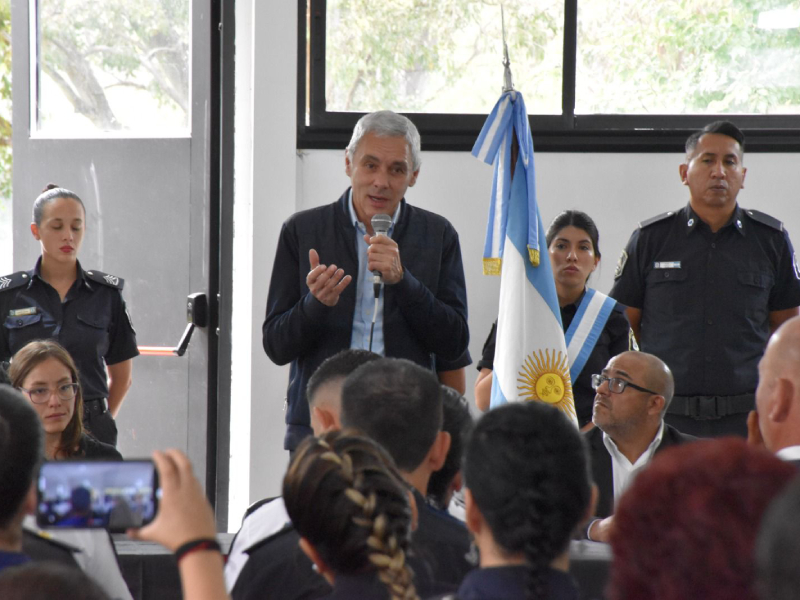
[
  {"x1": 283, "y1": 430, "x2": 419, "y2": 600},
  {"x1": 460, "y1": 401, "x2": 594, "y2": 600}
]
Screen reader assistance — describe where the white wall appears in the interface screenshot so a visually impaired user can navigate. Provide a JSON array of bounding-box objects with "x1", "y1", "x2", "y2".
[{"x1": 237, "y1": 1, "x2": 800, "y2": 523}]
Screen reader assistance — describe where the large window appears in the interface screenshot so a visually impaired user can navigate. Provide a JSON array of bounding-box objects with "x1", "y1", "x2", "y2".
[
  {"x1": 300, "y1": 0, "x2": 800, "y2": 151},
  {"x1": 32, "y1": 0, "x2": 190, "y2": 136}
]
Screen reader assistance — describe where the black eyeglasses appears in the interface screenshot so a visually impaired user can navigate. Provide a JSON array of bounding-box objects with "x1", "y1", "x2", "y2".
[
  {"x1": 591, "y1": 374, "x2": 659, "y2": 396},
  {"x1": 19, "y1": 383, "x2": 80, "y2": 405}
]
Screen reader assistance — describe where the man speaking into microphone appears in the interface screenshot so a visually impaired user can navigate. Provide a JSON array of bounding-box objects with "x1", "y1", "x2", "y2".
[{"x1": 264, "y1": 110, "x2": 470, "y2": 452}]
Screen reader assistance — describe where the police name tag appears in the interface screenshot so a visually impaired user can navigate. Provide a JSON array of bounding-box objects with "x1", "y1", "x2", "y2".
[
  {"x1": 9, "y1": 307, "x2": 37, "y2": 317},
  {"x1": 654, "y1": 261, "x2": 681, "y2": 269}
]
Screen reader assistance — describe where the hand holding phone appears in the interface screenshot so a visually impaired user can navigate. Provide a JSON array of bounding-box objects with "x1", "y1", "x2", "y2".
[{"x1": 127, "y1": 449, "x2": 216, "y2": 551}]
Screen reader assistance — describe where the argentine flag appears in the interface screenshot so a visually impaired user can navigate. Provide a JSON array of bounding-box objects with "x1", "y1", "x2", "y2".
[{"x1": 472, "y1": 91, "x2": 578, "y2": 426}]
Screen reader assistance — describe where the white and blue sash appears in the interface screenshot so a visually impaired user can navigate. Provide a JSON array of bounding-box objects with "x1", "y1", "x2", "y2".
[{"x1": 565, "y1": 289, "x2": 617, "y2": 381}]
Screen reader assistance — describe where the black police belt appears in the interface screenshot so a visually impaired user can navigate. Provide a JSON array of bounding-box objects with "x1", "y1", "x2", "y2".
[
  {"x1": 667, "y1": 393, "x2": 754, "y2": 420},
  {"x1": 83, "y1": 398, "x2": 109, "y2": 415}
]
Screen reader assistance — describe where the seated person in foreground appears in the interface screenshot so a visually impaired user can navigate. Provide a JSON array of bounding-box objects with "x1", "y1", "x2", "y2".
[
  {"x1": 0, "y1": 385, "x2": 47, "y2": 573},
  {"x1": 608, "y1": 439, "x2": 795, "y2": 600},
  {"x1": 284, "y1": 430, "x2": 417, "y2": 600},
  {"x1": 756, "y1": 475, "x2": 800, "y2": 600},
  {"x1": 9, "y1": 340, "x2": 120, "y2": 460},
  {"x1": 226, "y1": 349, "x2": 380, "y2": 599},
  {"x1": 340, "y1": 358, "x2": 474, "y2": 590},
  {"x1": 585, "y1": 351, "x2": 696, "y2": 542},
  {"x1": 426, "y1": 385, "x2": 474, "y2": 516},
  {"x1": 0, "y1": 562, "x2": 110, "y2": 600},
  {"x1": 750, "y1": 315, "x2": 800, "y2": 467},
  {"x1": 457, "y1": 401, "x2": 595, "y2": 600}
]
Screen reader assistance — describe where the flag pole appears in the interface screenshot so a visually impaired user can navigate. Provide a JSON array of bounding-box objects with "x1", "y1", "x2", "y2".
[{"x1": 501, "y1": 5, "x2": 514, "y2": 93}]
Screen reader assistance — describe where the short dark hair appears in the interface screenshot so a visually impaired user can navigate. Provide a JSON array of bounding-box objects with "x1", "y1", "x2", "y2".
[
  {"x1": 0, "y1": 562, "x2": 111, "y2": 600},
  {"x1": 545, "y1": 210, "x2": 602, "y2": 260},
  {"x1": 0, "y1": 384, "x2": 44, "y2": 529},
  {"x1": 306, "y1": 349, "x2": 381, "y2": 406},
  {"x1": 756, "y1": 475, "x2": 800, "y2": 600},
  {"x1": 685, "y1": 121, "x2": 745, "y2": 155},
  {"x1": 32, "y1": 184, "x2": 86, "y2": 227},
  {"x1": 427, "y1": 386, "x2": 473, "y2": 510},
  {"x1": 465, "y1": 402, "x2": 591, "y2": 600},
  {"x1": 341, "y1": 358, "x2": 442, "y2": 472}
]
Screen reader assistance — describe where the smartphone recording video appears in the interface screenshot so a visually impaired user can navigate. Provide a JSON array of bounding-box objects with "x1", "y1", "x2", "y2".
[{"x1": 37, "y1": 460, "x2": 159, "y2": 532}]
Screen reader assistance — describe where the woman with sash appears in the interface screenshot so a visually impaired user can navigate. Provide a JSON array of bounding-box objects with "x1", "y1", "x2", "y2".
[{"x1": 475, "y1": 210, "x2": 630, "y2": 429}]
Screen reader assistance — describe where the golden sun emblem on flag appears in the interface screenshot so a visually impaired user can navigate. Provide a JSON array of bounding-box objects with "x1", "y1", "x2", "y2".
[{"x1": 517, "y1": 349, "x2": 576, "y2": 421}]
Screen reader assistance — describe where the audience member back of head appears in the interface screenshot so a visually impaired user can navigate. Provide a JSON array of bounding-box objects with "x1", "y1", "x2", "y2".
[
  {"x1": 608, "y1": 438, "x2": 795, "y2": 600},
  {"x1": 341, "y1": 358, "x2": 473, "y2": 591},
  {"x1": 0, "y1": 562, "x2": 110, "y2": 600},
  {"x1": 283, "y1": 430, "x2": 417, "y2": 600},
  {"x1": 459, "y1": 401, "x2": 592, "y2": 600}
]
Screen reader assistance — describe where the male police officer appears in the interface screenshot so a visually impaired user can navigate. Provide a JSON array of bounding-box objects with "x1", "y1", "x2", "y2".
[{"x1": 610, "y1": 121, "x2": 800, "y2": 437}]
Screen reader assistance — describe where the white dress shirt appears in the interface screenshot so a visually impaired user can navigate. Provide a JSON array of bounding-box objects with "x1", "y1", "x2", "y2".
[{"x1": 603, "y1": 421, "x2": 665, "y2": 505}]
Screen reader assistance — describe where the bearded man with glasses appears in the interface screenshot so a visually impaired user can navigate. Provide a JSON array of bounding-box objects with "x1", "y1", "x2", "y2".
[{"x1": 584, "y1": 351, "x2": 697, "y2": 543}]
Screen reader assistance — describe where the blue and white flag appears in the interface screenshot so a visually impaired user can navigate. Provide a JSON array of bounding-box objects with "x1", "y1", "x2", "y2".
[{"x1": 472, "y1": 90, "x2": 577, "y2": 426}]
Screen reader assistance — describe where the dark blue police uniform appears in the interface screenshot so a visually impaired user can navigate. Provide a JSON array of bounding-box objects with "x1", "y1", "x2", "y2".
[
  {"x1": 610, "y1": 204, "x2": 800, "y2": 436},
  {"x1": 444, "y1": 565, "x2": 579, "y2": 600},
  {"x1": 0, "y1": 258, "x2": 139, "y2": 446}
]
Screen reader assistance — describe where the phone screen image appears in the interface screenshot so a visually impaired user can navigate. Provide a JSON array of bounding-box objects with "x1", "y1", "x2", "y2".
[{"x1": 37, "y1": 460, "x2": 159, "y2": 532}]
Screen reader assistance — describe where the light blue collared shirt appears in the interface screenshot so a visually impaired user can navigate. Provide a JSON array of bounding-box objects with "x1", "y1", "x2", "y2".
[{"x1": 348, "y1": 191, "x2": 401, "y2": 355}]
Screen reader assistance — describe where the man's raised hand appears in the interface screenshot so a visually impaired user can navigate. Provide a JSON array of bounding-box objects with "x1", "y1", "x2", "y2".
[{"x1": 307, "y1": 248, "x2": 352, "y2": 306}]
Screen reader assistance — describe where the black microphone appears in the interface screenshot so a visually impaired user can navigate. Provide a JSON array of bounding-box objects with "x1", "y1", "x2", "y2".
[{"x1": 370, "y1": 214, "x2": 393, "y2": 291}]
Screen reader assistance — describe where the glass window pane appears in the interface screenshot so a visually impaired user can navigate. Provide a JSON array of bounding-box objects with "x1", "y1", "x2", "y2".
[
  {"x1": 576, "y1": 0, "x2": 800, "y2": 115},
  {"x1": 34, "y1": 0, "x2": 190, "y2": 135},
  {"x1": 325, "y1": 0, "x2": 563, "y2": 115},
  {"x1": 1, "y1": 0, "x2": 10, "y2": 271}
]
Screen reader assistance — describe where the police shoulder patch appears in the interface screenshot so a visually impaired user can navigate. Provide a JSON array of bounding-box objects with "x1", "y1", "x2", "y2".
[
  {"x1": 0, "y1": 271, "x2": 32, "y2": 292},
  {"x1": 85, "y1": 269, "x2": 125, "y2": 290},
  {"x1": 614, "y1": 250, "x2": 628, "y2": 280},
  {"x1": 638, "y1": 211, "x2": 674, "y2": 229},
  {"x1": 744, "y1": 209, "x2": 783, "y2": 231}
]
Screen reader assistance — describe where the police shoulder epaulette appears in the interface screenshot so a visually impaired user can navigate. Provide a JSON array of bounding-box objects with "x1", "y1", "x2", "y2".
[
  {"x1": 638, "y1": 211, "x2": 674, "y2": 229},
  {"x1": 744, "y1": 209, "x2": 783, "y2": 231},
  {"x1": 85, "y1": 269, "x2": 125, "y2": 289},
  {"x1": 0, "y1": 271, "x2": 32, "y2": 292}
]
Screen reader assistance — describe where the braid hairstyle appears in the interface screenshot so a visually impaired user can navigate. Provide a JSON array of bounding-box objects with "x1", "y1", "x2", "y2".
[
  {"x1": 283, "y1": 430, "x2": 419, "y2": 600},
  {"x1": 465, "y1": 402, "x2": 591, "y2": 600}
]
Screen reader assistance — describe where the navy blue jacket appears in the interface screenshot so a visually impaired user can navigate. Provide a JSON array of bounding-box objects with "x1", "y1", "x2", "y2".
[{"x1": 263, "y1": 190, "x2": 469, "y2": 450}]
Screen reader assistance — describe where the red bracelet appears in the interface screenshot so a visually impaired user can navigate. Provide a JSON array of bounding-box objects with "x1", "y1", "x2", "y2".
[{"x1": 174, "y1": 538, "x2": 221, "y2": 563}]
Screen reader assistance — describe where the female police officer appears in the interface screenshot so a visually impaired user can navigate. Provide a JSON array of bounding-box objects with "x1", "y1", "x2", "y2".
[{"x1": 0, "y1": 185, "x2": 138, "y2": 446}]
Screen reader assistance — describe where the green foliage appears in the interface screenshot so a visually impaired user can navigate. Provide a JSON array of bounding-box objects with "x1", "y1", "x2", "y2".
[
  {"x1": 325, "y1": 0, "x2": 800, "y2": 116},
  {"x1": 326, "y1": 0, "x2": 564, "y2": 115},
  {"x1": 573, "y1": 0, "x2": 800, "y2": 114},
  {"x1": 39, "y1": 0, "x2": 190, "y2": 130},
  {"x1": 0, "y1": 0, "x2": 11, "y2": 206}
]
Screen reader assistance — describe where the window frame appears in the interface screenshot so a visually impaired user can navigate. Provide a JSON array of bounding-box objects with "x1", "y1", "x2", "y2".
[{"x1": 297, "y1": 0, "x2": 800, "y2": 153}]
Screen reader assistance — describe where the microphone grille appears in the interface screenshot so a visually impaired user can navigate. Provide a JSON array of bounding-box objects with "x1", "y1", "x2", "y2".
[{"x1": 371, "y1": 213, "x2": 393, "y2": 235}]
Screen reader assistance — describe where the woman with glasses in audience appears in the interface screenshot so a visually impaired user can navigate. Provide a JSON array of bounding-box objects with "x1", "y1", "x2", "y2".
[
  {"x1": 283, "y1": 430, "x2": 418, "y2": 600},
  {"x1": 475, "y1": 210, "x2": 630, "y2": 429},
  {"x1": 459, "y1": 401, "x2": 594, "y2": 600},
  {"x1": 9, "y1": 340, "x2": 121, "y2": 460},
  {"x1": 0, "y1": 184, "x2": 138, "y2": 447}
]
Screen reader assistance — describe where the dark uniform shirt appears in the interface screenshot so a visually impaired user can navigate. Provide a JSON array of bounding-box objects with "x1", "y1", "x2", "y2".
[
  {"x1": 451, "y1": 565, "x2": 579, "y2": 600},
  {"x1": 610, "y1": 204, "x2": 800, "y2": 397},
  {"x1": 0, "y1": 258, "x2": 139, "y2": 400},
  {"x1": 478, "y1": 290, "x2": 630, "y2": 427}
]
